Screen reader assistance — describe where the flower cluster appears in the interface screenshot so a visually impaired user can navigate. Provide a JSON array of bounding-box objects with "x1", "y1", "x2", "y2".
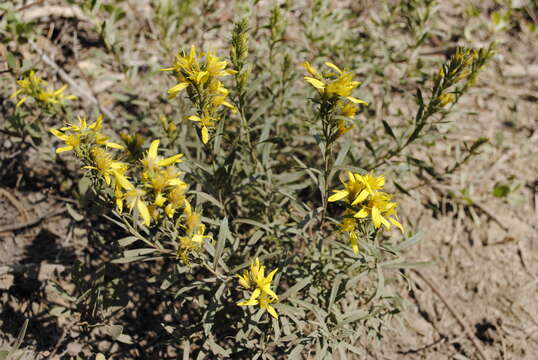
[
  {"x1": 329, "y1": 172, "x2": 404, "y2": 254},
  {"x1": 50, "y1": 116, "x2": 210, "y2": 264},
  {"x1": 161, "y1": 45, "x2": 236, "y2": 144},
  {"x1": 303, "y1": 62, "x2": 368, "y2": 137},
  {"x1": 237, "y1": 258, "x2": 279, "y2": 319},
  {"x1": 10, "y1": 71, "x2": 76, "y2": 108},
  {"x1": 49, "y1": 115, "x2": 123, "y2": 154}
]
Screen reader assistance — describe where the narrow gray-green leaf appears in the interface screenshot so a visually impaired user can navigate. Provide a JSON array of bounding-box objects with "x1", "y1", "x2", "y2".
[{"x1": 214, "y1": 217, "x2": 229, "y2": 270}]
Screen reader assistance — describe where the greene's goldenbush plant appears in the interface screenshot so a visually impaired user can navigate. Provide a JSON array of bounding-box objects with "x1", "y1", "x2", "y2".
[{"x1": 2, "y1": 1, "x2": 495, "y2": 357}]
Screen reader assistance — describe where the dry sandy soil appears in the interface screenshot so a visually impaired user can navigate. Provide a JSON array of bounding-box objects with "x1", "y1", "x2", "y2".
[{"x1": 0, "y1": 0, "x2": 537, "y2": 359}]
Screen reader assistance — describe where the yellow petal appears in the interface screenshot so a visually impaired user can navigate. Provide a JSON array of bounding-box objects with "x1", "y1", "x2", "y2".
[
  {"x1": 389, "y1": 217, "x2": 404, "y2": 233},
  {"x1": 346, "y1": 96, "x2": 368, "y2": 105},
  {"x1": 167, "y1": 82, "x2": 189, "y2": 94},
  {"x1": 324, "y1": 62, "x2": 342, "y2": 74},
  {"x1": 50, "y1": 128, "x2": 65, "y2": 138},
  {"x1": 105, "y1": 142, "x2": 125, "y2": 150},
  {"x1": 349, "y1": 232, "x2": 359, "y2": 255},
  {"x1": 304, "y1": 77, "x2": 325, "y2": 90},
  {"x1": 264, "y1": 287, "x2": 278, "y2": 301},
  {"x1": 116, "y1": 197, "x2": 123, "y2": 214},
  {"x1": 165, "y1": 204, "x2": 174, "y2": 218},
  {"x1": 155, "y1": 192, "x2": 166, "y2": 207},
  {"x1": 9, "y1": 89, "x2": 22, "y2": 99},
  {"x1": 237, "y1": 299, "x2": 258, "y2": 306},
  {"x1": 328, "y1": 190, "x2": 349, "y2": 202},
  {"x1": 16, "y1": 97, "x2": 28, "y2": 107},
  {"x1": 114, "y1": 171, "x2": 134, "y2": 191},
  {"x1": 266, "y1": 268, "x2": 278, "y2": 282},
  {"x1": 371, "y1": 206, "x2": 382, "y2": 228},
  {"x1": 302, "y1": 62, "x2": 321, "y2": 78},
  {"x1": 201, "y1": 126, "x2": 209, "y2": 144},
  {"x1": 56, "y1": 146, "x2": 73, "y2": 153},
  {"x1": 137, "y1": 200, "x2": 151, "y2": 226},
  {"x1": 354, "y1": 208, "x2": 369, "y2": 219},
  {"x1": 351, "y1": 189, "x2": 369, "y2": 205},
  {"x1": 157, "y1": 154, "x2": 183, "y2": 167},
  {"x1": 266, "y1": 304, "x2": 278, "y2": 319},
  {"x1": 148, "y1": 139, "x2": 159, "y2": 159}
]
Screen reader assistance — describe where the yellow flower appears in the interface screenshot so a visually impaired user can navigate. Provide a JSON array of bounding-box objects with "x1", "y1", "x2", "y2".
[
  {"x1": 124, "y1": 187, "x2": 151, "y2": 227},
  {"x1": 10, "y1": 71, "x2": 77, "y2": 107},
  {"x1": 164, "y1": 182, "x2": 188, "y2": 218},
  {"x1": 238, "y1": 289, "x2": 279, "y2": 319},
  {"x1": 183, "y1": 201, "x2": 202, "y2": 235},
  {"x1": 49, "y1": 129, "x2": 82, "y2": 153},
  {"x1": 330, "y1": 172, "x2": 403, "y2": 252},
  {"x1": 187, "y1": 115, "x2": 216, "y2": 144},
  {"x1": 141, "y1": 139, "x2": 183, "y2": 175},
  {"x1": 340, "y1": 102, "x2": 358, "y2": 119},
  {"x1": 237, "y1": 270, "x2": 251, "y2": 289},
  {"x1": 353, "y1": 192, "x2": 404, "y2": 232},
  {"x1": 144, "y1": 167, "x2": 184, "y2": 207},
  {"x1": 328, "y1": 172, "x2": 384, "y2": 205},
  {"x1": 237, "y1": 258, "x2": 279, "y2": 319},
  {"x1": 115, "y1": 176, "x2": 151, "y2": 227},
  {"x1": 205, "y1": 51, "x2": 237, "y2": 78},
  {"x1": 162, "y1": 45, "x2": 236, "y2": 145},
  {"x1": 337, "y1": 119, "x2": 354, "y2": 137},
  {"x1": 337, "y1": 211, "x2": 360, "y2": 254},
  {"x1": 303, "y1": 62, "x2": 368, "y2": 105},
  {"x1": 177, "y1": 204, "x2": 210, "y2": 265},
  {"x1": 83, "y1": 147, "x2": 127, "y2": 185},
  {"x1": 50, "y1": 115, "x2": 123, "y2": 153}
]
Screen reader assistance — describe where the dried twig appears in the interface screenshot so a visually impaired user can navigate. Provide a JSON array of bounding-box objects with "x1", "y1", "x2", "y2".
[
  {"x1": 0, "y1": 207, "x2": 66, "y2": 233},
  {"x1": 412, "y1": 270, "x2": 490, "y2": 360},
  {"x1": 0, "y1": 188, "x2": 29, "y2": 222}
]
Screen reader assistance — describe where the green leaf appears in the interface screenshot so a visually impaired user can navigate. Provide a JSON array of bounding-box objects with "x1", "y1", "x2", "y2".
[
  {"x1": 234, "y1": 218, "x2": 270, "y2": 232},
  {"x1": 280, "y1": 277, "x2": 311, "y2": 300},
  {"x1": 328, "y1": 274, "x2": 343, "y2": 311},
  {"x1": 117, "y1": 236, "x2": 138, "y2": 247},
  {"x1": 103, "y1": 324, "x2": 123, "y2": 340},
  {"x1": 394, "y1": 181, "x2": 412, "y2": 197},
  {"x1": 334, "y1": 140, "x2": 351, "y2": 166},
  {"x1": 66, "y1": 204, "x2": 84, "y2": 222},
  {"x1": 493, "y1": 182, "x2": 510, "y2": 198},
  {"x1": 469, "y1": 136, "x2": 489, "y2": 153},
  {"x1": 190, "y1": 191, "x2": 224, "y2": 209},
  {"x1": 341, "y1": 309, "x2": 369, "y2": 324},
  {"x1": 214, "y1": 217, "x2": 229, "y2": 270},
  {"x1": 364, "y1": 139, "x2": 376, "y2": 157},
  {"x1": 6, "y1": 52, "x2": 19, "y2": 70},
  {"x1": 394, "y1": 232, "x2": 423, "y2": 251},
  {"x1": 380, "y1": 260, "x2": 433, "y2": 269},
  {"x1": 78, "y1": 176, "x2": 92, "y2": 196},
  {"x1": 111, "y1": 256, "x2": 146, "y2": 264},
  {"x1": 382, "y1": 120, "x2": 397, "y2": 140},
  {"x1": 124, "y1": 248, "x2": 157, "y2": 257}
]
